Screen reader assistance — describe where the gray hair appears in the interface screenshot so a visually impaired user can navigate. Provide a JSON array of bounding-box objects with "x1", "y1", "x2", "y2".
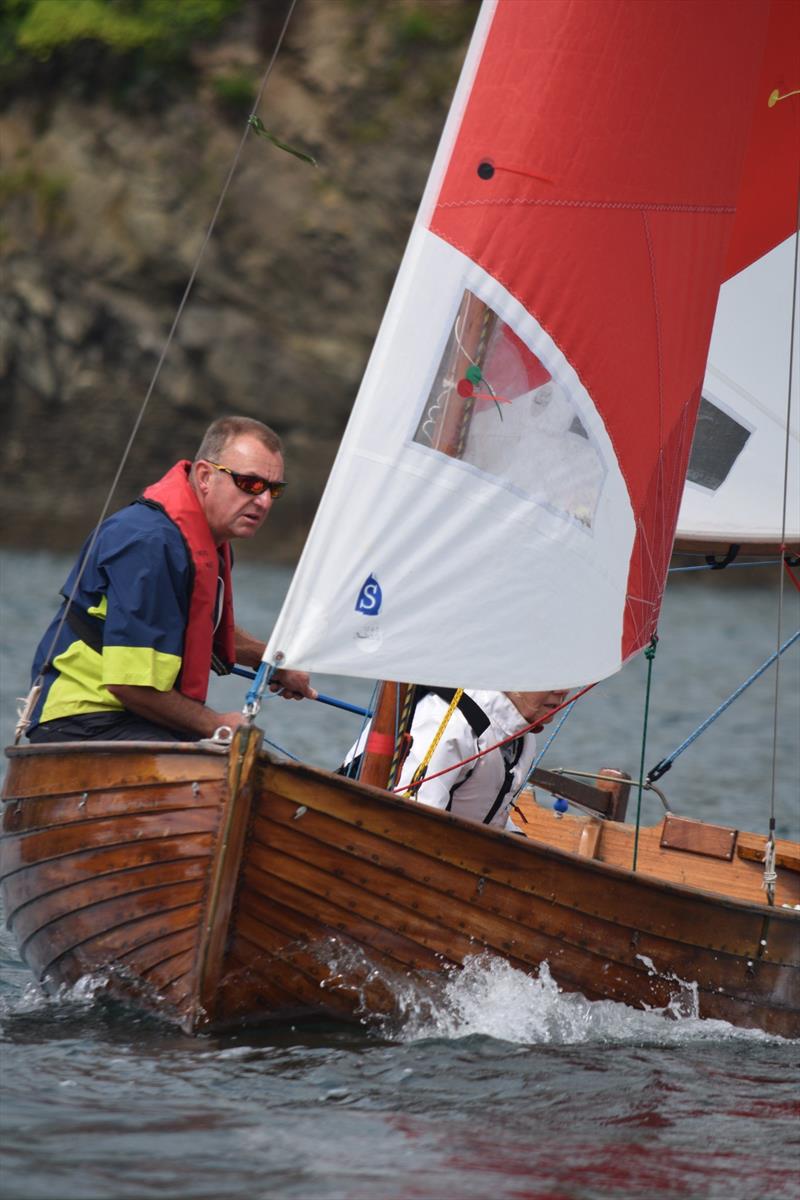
[{"x1": 195, "y1": 416, "x2": 283, "y2": 462}]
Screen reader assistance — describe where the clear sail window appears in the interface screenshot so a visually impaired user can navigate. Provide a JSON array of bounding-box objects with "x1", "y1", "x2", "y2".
[
  {"x1": 686, "y1": 395, "x2": 752, "y2": 491},
  {"x1": 412, "y1": 290, "x2": 604, "y2": 527}
]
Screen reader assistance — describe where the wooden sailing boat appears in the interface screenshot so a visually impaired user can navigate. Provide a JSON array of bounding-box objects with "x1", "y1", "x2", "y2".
[{"x1": 2, "y1": 0, "x2": 799, "y2": 1038}]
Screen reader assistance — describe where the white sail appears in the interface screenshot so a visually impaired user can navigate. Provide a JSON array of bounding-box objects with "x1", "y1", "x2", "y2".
[
  {"x1": 265, "y1": 0, "x2": 771, "y2": 689},
  {"x1": 677, "y1": 235, "x2": 799, "y2": 546}
]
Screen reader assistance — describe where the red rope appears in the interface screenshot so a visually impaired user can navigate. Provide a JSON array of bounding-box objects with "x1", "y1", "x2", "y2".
[
  {"x1": 394, "y1": 682, "x2": 596, "y2": 793},
  {"x1": 784, "y1": 556, "x2": 800, "y2": 593}
]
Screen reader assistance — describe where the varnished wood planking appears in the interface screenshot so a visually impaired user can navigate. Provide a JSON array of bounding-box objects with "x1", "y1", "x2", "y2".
[
  {"x1": 2, "y1": 839, "x2": 213, "y2": 913},
  {"x1": 230, "y1": 917, "x2": 364, "y2": 1019},
  {"x1": 259, "y1": 765, "x2": 795, "y2": 958},
  {"x1": 217, "y1": 941, "x2": 337, "y2": 1025},
  {"x1": 254, "y1": 780, "x2": 776, "y2": 963},
  {"x1": 248, "y1": 766, "x2": 800, "y2": 1026},
  {"x1": 244, "y1": 807, "x2": 793, "y2": 1017},
  {"x1": 2, "y1": 786, "x2": 222, "y2": 834},
  {"x1": 21, "y1": 884, "x2": 204, "y2": 977},
  {"x1": 52, "y1": 944, "x2": 190, "y2": 1025},
  {"x1": 240, "y1": 860, "x2": 450, "y2": 974},
  {"x1": 231, "y1": 912, "x2": 405, "y2": 1022},
  {"x1": 3, "y1": 745, "x2": 227, "y2": 800},
  {"x1": 6, "y1": 859, "x2": 208, "y2": 940},
  {"x1": 119, "y1": 925, "x2": 197, "y2": 974},
  {"x1": 142, "y1": 947, "x2": 197, "y2": 995},
  {"x1": 1, "y1": 809, "x2": 218, "y2": 876},
  {"x1": 2, "y1": 741, "x2": 797, "y2": 1037}
]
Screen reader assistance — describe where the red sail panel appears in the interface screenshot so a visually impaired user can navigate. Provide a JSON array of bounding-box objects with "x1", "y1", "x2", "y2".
[
  {"x1": 429, "y1": 0, "x2": 768, "y2": 662},
  {"x1": 723, "y1": 0, "x2": 800, "y2": 281}
]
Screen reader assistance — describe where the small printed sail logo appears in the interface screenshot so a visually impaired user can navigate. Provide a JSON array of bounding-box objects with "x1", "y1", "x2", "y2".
[{"x1": 355, "y1": 574, "x2": 382, "y2": 615}]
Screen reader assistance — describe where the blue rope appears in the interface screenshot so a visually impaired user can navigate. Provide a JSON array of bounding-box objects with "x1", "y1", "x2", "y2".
[
  {"x1": 647, "y1": 628, "x2": 800, "y2": 782},
  {"x1": 263, "y1": 736, "x2": 302, "y2": 762},
  {"x1": 231, "y1": 665, "x2": 373, "y2": 717},
  {"x1": 527, "y1": 701, "x2": 576, "y2": 777}
]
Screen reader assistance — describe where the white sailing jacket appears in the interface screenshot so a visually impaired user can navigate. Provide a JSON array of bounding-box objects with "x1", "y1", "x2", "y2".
[{"x1": 395, "y1": 689, "x2": 536, "y2": 828}]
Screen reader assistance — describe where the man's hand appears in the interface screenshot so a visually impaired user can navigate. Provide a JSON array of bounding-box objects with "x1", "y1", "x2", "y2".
[
  {"x1": 268, "y1": 669, "x2": 317, "y2": 701},
  {"x1": 214, "y1": 711, "x2": 251, "y2": 734},
  {"x1": 107, "y1": 684, "x2": 250, "y2": 739}
]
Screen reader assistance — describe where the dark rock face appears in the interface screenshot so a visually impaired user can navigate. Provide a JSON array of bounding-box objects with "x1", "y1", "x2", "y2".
[{"x1": 0, "y1": 0, "x2": 475, "y2": 560}]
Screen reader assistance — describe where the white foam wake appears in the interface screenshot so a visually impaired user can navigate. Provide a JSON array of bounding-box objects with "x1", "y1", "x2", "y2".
[{"x1": 382, "y1": 954, "x2": 780, "y2": 1046}]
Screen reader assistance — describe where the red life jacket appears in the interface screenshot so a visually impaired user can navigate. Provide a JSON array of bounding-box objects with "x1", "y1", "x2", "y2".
[{"x1": 142, "y1": 461, "x2": 235, "y2": 703}]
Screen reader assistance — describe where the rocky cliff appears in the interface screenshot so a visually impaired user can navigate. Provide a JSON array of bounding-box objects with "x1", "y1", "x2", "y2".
[{"x1": 0, "y1": 0, "x2": 477, "y2": 559}]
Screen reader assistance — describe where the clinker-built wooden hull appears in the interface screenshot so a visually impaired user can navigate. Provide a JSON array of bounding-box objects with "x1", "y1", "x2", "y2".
[{"x1": 2, "y1": 728, "x2": 798, "y2": 1037}]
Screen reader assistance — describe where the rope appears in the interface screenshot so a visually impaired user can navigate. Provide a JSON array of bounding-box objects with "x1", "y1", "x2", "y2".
[
  {"x1": 388, "y1": 684, "x2": 416, "y2": 789},
  {"x1": 632, "y1": 636, "x2": 658, "y2": 872},
  {"x1": 764, "y1": 173, "x2": 800, "y2": 893},
  {"x1": 263, "y1": 736, "x2": 302, "y2": 762},
  {"x1": 647, "y1": 628, "x2": 800, "y2": 783},
  {"x1": 785, "y1": 558, "x2": 800, "y2": 594},
  {"x1": 528, "y1": 700, "x2": 576, "y2": 775},
  {"x1": 13, "y1": 0, "x2": 299, "y2": 744},
  {"x1": 402, "y1": 688, "x2": 463, "y2": 796}
]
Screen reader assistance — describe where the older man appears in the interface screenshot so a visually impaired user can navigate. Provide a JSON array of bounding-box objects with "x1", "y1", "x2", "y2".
[{"x1": 26, "y1": 415, "x2": 314, "y2": 743}]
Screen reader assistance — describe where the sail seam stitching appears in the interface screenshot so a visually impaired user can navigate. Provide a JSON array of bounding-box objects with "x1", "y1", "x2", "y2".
[
  {"x1": 642, "y1": 208, "x2": 668, "y2": 627},
  {"x1": 437, "y1": 199, "x2": 736, "y2": 214}
]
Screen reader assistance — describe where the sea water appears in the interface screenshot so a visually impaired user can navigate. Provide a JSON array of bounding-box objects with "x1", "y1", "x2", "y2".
[{"x1": 1, "y1": 549, "x2": 798, "y2": 1200}]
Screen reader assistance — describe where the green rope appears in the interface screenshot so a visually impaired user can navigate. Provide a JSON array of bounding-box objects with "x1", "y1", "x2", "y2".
[{"x1": 632, "y1": 635, "x2": 659, "y2": 871}]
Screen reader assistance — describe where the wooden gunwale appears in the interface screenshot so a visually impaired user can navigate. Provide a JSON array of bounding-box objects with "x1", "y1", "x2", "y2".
[{"x1": 4, "y1": 740, "x2": 227, "y2": 760}]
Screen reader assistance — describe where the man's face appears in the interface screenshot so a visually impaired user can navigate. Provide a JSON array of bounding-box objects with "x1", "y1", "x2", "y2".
[
  {"x1": 194, "y1": 434, "x2": 285, "y2": 543},
  {"x1": 505, "y1": 690, "x2": 568, "y2": 728}
]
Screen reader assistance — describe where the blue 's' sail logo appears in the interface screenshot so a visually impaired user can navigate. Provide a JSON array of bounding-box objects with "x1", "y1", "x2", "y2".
[{"x1": 355, "y1": 574, "x2": 382, "y2": 616}]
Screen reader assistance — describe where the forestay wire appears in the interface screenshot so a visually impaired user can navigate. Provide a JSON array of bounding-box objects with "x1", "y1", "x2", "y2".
[
  {"x1": 765, "y1": 192, "x2": 800, "y2": 900},
  {"x1": 14, "y1": 0, "x2": 299, "y2": 743}
]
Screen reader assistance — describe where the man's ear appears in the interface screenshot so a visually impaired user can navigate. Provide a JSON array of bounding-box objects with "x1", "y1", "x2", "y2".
[{"x1": 192, "y1": 461, "x2": 212, "y2": 495}]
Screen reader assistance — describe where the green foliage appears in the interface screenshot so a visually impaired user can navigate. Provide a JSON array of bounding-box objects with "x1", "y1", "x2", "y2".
[
  {"x1": 2, "y1": 0, "x2": 242, "y2": 65},
  {"x1": 392, "y1": 2, "x2": 479, "y2": 50},
  {"x1": 0, "y1": 162, "x2": 70, "y2": 233},
  {"x1": 211, "y1": 69, "x2": 256, "y2": 118}
]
